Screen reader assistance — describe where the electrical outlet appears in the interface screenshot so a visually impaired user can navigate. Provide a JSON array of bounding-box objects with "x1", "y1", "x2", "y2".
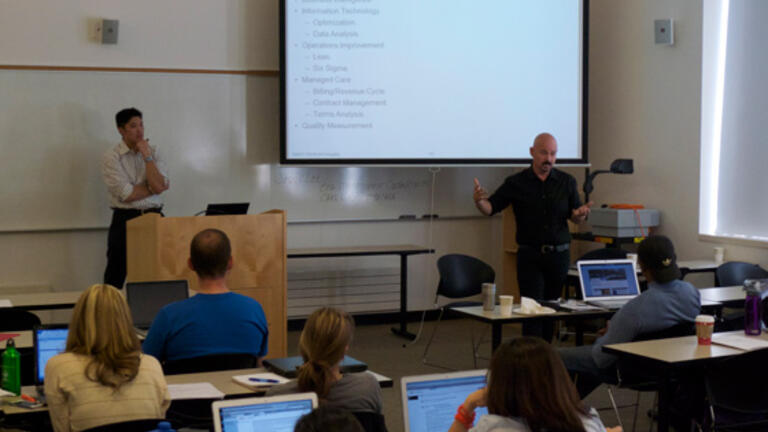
[{"x1": 654, "y1": 19, "x2": 674, "y2": 45}]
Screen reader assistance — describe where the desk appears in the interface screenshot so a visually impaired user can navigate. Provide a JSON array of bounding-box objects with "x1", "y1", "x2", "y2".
[
  {"x1": 699, "y1": 285, "x2": 744, "y2": 305},
  {"x1": 0, "y1": 291, "x2": 81, "y2": 311},
  {"x1": 603, "y1": 331, "x2": 768, "y2": 432},
  {"x1": 2, "y1": 368, "x2": 393, "y2": 418},
  {"x1": 287, "y1": 244, "x2": 434, "y2": 340},
  {"x1": 450, "y1": 305, "x2": 615, "y2": 354}
]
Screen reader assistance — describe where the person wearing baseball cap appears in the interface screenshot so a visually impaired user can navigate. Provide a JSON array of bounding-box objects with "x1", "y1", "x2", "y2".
[{"x1": 559, "y1": 235, "x2": 701, "y2": 399}]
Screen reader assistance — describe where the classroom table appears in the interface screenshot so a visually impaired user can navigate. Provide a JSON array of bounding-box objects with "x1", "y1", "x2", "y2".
[
  {"x1": 1, "y1": 368, "x2": 392, "y2": 417},
  {"x1": 451, "y1": 300, "x2": 725, "y2": 356},
  {"x1": 287, "y1": 244, "x2": 434, "y2": 340},
  {"x1": 603, "y1": 330, "x2": 768, "y2": 432},
  {"x1": 0, "y1": 291, "x2": 82, "y2": 311},
  {"x1": 699, "y1": 285, "x2": 744, "y2": 305}
]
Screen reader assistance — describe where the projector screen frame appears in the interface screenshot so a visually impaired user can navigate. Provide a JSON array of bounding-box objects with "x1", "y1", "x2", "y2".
[{"x1": 279, "y1": 0, "x2": 589, "y2": 166}]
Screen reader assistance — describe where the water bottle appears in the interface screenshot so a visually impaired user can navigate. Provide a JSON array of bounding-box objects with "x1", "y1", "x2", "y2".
[
  {"x1": 743, "y1": 279, "x2": 763, "y2": 336},
  {"x1": 482, "y1": 283, "x2": 496, "y2": 311},
  {"x1": 2, "y1": 338, "x2": 21, "y2": 395},
  {"x1": 147, "y1": 421, "x2": 175, "y2": 432}
]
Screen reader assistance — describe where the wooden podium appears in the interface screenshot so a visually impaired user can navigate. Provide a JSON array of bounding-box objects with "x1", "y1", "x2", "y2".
[{"x1": 126, "y1": 210, "x2": 287, "y2": 358}]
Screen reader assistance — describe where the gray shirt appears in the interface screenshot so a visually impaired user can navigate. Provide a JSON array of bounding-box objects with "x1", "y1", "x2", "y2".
[
  {"x1": 591, "y1": 279, "x2": 701, "y2": 368},
  {"x1": 266, "y1": 372, "x2": 382, "y2": 413},
  {"x1": 470, "y1": 408, "x2": 606, "y2": 432}
]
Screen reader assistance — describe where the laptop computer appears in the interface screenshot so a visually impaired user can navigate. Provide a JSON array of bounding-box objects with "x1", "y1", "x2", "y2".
[
  {"x1": 34, "y1": 324, "x2": 69, "y2": 397},
  {"x1": 125, "y1": 280, "x2": 189, "y2": 332},
  {"x1": 401, "y1": 369, "x2": 488, "y2": 432},
  {"x1": 211, "y1": 392, "x2": 317, "y2": 432},
  {"x1": 263, "y1": 355, "x2": 367, "y2": 378},
  {"x1": 205, "y1": 203, "x2": 249, "y2": 216},
  {"x1": 577, "y1": 259, "x2": 640, "y2": 309}
]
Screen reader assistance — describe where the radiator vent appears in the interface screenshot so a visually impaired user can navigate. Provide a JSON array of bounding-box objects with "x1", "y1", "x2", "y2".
[{"x1": 288, "y1": 267, "x2": 399, "y2": 318}]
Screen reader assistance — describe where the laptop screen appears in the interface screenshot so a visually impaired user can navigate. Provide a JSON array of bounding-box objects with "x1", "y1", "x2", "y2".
[
  {"x1": 579, "y1": 260, "x2": 639, "y2": 299},
  {"x1": 217, "y1": 398, "x2": 314, "y2": 432},
  {"x1": 402, "y1": 371, "x2": 488, "y2": 432},
  {"x1": 125, "y1": 280, "x2": 189, "y2": 329},
  {"x1": 35, "y1": 327, "x2": 68, "y2": 384}
]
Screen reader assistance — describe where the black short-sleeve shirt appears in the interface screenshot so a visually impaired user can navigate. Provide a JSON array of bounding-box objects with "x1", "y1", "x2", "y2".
[{"x1": 488, "y1": 167, "x2": 581, "y2": 246}]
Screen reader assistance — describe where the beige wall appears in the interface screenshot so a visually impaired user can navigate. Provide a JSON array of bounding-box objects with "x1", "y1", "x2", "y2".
[{"x1": 588, "y1": 0, "x2": 766, "y2": 279}]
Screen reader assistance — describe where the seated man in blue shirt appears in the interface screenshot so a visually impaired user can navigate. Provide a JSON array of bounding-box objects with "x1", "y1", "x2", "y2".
[
  {"x1": 559, "y1": 235, "x2": 701, "y2": 398},
  {"x1": 143, "y1": 228, "x2": 268, "y2": 364}
]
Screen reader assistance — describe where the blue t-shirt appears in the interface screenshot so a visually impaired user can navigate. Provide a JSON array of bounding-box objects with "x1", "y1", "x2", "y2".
[{"x1": 142, "y1": 292, "x2": 268, "y2": 362}]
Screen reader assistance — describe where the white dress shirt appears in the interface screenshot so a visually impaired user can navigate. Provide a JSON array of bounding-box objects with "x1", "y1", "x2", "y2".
[{"x1": 101, "y1": 140, "x2": 168, "y2": 210}]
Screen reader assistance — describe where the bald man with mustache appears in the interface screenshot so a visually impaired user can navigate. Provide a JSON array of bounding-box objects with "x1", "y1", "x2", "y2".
[{"x1": 474, "y1": 133, "x2": 592, "y2": 340}]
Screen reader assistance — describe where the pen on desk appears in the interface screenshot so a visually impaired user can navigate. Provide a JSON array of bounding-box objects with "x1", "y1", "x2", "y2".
[{"x1": 249, "y1": 377, "x2": 280, "y2": 383}]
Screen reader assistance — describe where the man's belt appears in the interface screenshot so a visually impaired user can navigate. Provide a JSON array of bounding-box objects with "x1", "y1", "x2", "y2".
[
  {"x1": 112, "y1": 207, "x2": 163, "y2": 215},
  {"x1": 520, "y1": 243, "x2": 570, "y2": 254}
]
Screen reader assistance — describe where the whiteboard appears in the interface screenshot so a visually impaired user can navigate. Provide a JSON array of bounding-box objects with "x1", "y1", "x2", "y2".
[{"x1": 0, "y1": 69, "x2": 516, "y2": 231}]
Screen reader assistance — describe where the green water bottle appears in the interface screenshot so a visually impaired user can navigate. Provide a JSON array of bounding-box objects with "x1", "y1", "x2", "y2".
[{"x1": 2, "y1": 338, "x2": 21, "y2": 395}]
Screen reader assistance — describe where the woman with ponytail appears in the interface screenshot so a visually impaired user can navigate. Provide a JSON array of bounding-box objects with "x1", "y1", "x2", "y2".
[
  {"x1": 45, "y1": 284, "x2": 170, "y2": 432},
  {"x1": 267, "y1": 307, "x2": 382, "y2": 414}
]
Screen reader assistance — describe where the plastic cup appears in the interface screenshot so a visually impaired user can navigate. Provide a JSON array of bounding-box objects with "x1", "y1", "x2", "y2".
[
  {"x1": 695, "y1": 315, "x2": 715, "y2": 345},
  {"x1": 713, "y1": 247, "x2": 725, "y2": 264},
  {"x1": 499, "y1": 295, "x2": 514, "y2": 316}
]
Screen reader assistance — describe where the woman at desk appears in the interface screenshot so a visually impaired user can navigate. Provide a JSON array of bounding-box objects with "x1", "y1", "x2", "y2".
[
  {"x1": 267, "y1": 307, "x2": 382, "y2": 414},
  {"x1": 45, "y1": 284, "x2": 170, "y2": 431},
  {"x1": 448, "y1": 337, "x2": 619, "y2": 432}
]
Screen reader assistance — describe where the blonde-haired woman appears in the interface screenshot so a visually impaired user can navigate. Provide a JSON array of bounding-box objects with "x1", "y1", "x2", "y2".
[
  {"x1": 267, "y1": 307, "x2": 382, "y2": 414},
  {"x1": 45, "y1": 284, "x2": 170, "y2": 432}
]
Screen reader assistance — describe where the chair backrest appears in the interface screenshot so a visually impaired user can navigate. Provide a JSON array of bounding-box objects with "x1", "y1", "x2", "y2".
[
  {"x1": 577, "y1": 247, "x2": 629, "y2": 262},
  {"x1": 81, "y1": 419, "x2": 171, "y2": 432},
  {"x1": 0, "y1": 308, "x2": 41, "y2": 332},
  {"x1": 716, "y1": 261, "x2": 768, "y2": 287},
  {"x1": 634, "y1": 321, "x2": 695, "y2": 341},
  {"x1": 706, "y1": 347, "x2": 768, "y2": 415},
  {"x1": 162, "y1": 352, "x2": 259, "y2": 375},
  {"x1": 352, "y1": 411, "x2": 389, "y2": 432},
  {"x1": 436, "y1": 254, "x2": 495, "y2": 299}
]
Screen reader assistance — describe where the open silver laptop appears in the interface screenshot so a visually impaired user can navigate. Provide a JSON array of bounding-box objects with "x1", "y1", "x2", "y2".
[
  {"x1": 577, "y1": 259, "x2": 640, "y2": 309},
  {"x1": 212, "y1": 392, "x2": 317, "y2": 432},
  {"x1": 401, "y1": 370, "x2": 488, "y2": 432},
  {"x1": 125, "y1": 280, "x2": 189, "y2": 335}
]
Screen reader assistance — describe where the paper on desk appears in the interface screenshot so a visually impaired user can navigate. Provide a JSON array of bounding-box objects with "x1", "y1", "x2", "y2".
[
  {"x1": 559, "y1": 300, "x2": 604, "y2": 311},
  {"x1": 232, "y1": 372, "x2": 290, "y2": 391},
  {"x1": 168, "y1": 382, "x2": 224, "y2": 400},
  {"x1": 712, "y1": 334, "x2": 768, "y2": 351},
  {"x1": 0, "y1": 299, "x2": 13, "y2": 308}
]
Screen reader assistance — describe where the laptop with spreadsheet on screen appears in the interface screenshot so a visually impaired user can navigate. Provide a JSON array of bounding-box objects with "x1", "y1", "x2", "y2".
[
  {"x1": 401, "y1": 370, "x2": 488, "y2": 432},
  {"x1": 34, "y1": 325, "x2": 69, "y2": 394},
  {"x1": 212, "y1": 393, "x2": 317, "y2": 432},
  {"x1": 577, "y1": 259, "x2": 640, "y2": 309}
]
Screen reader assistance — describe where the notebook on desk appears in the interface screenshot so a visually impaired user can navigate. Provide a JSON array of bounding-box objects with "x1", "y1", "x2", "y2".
[
  {"x1": 401, "y1": 370, "x2": 488, "y2": 432},
  {"x1": 211, "y1": 392, "x2": 317, "y2": 432},
  {"x1": 126, "y1": 280, "x2": 189, "y2": 333},
  {"x1": 34, "y1": 324, "x2": 69, "y2": 397},
  {"x1": 263, "y1": 355, "x2": 367, "y2": 378},
  {"x1": 578, "y1": 259, "x2": 640, "y2": 309}
]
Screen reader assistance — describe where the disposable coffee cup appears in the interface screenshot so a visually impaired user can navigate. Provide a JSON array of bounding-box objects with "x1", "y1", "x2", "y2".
[
  {"x1": 499, "y1": 295, "x2": 514, "y2": 316},
  {"x1": 695, "y1": 315, "x2": 715, "y2": 345},
  {"x1": 713, "y1": 247, "x2": 725, "y2": 264},
  {"x1": 482, "y1": 283, "x2": 496, "y2": 312},
  {"x1": 627, "y1": 253, "x2": 638, "y2": 268}
]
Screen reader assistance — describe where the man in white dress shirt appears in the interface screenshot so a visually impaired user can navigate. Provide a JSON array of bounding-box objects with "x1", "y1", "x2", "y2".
[{"x1": 101, "y1": 108, "x2": 169, "y2": 288}]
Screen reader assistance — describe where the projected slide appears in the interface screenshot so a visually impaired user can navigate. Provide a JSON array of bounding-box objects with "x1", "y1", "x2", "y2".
[{"x1": 282, "y1": 0, "x2": 585, "y2": 163}]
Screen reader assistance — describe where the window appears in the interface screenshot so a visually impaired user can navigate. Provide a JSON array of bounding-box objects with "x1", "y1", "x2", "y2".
[{"x1": 700, "y1": 0, "x2": 768, "y2": 243}]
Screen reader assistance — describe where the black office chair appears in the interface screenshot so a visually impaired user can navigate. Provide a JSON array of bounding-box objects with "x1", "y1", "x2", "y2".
[
  {"x1": 0, "y1": 308, "x2": 41, "y2": 332},
  {"x1": 602, "y1": 321, "x2": 695, "y2": 432},
  {"x1": 82, "y1": 419, "x2": 175, "y2": 432},
  {"x1": 162, "y1": 352, "x2": 260, "y2": 375},
  {"x1": 714, "y1": 262, "x2": 768, "y2": 331},
  {"x1": 352, "y1": 411, "x2": 389, "y2": 432},
  {"x1": 704, "y1": 347, "x2": 768, "y2": 431},
  {"x1": 422, "y1": 254, "x2": 495, "y2": 369}
]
